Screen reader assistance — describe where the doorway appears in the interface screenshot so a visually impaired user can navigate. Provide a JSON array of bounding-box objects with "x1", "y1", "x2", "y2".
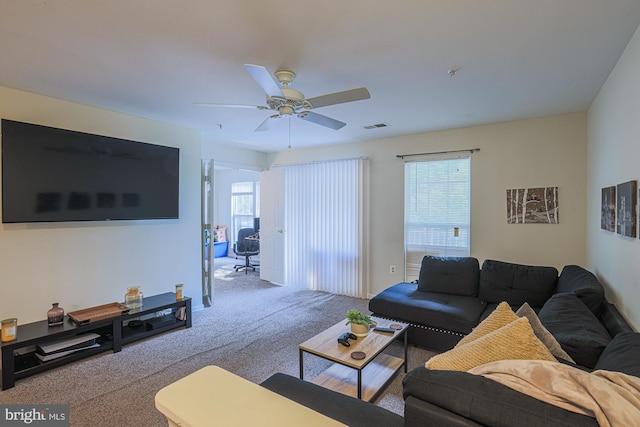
[{"x1": 202, "y1": 160, "x2": 262, "y2": 304}]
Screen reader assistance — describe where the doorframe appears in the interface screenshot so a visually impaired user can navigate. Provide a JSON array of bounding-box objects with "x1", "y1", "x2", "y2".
[{"x1": 201, "y1": 159, "x2": 214, "y2": 307}]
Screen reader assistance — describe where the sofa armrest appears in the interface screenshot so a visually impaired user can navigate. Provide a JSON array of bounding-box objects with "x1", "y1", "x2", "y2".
[
  {"x1": 598, "y1": 302, "x2": 634, "y2": 337},
  {"x1": 402, "y1": 367, "x2": 598, "y2": 427}
]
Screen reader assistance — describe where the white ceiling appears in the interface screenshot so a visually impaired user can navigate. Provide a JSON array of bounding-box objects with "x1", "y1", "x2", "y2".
[{"x1": 1, "y1": 1, "x2": 640, "y2": 153}]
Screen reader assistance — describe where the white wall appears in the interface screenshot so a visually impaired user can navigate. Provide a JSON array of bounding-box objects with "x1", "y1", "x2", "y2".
[
  {"x1": 201, "y1": 142, "x2": 267, "y2": 172},
  {"x1": 0, "y1": 86, "x2": 202, "y2": 324},
  {"x1": 587, "y1": 24, "x2": 640, "y2": 330},
  {"x1": 269, "y1": 112, "x2": 588, "y2": 297}
]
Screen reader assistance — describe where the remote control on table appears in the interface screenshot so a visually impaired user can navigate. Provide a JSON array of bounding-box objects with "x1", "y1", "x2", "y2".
[{"x1": 373, "y1": 327, "x2": 395, "y2": 333}]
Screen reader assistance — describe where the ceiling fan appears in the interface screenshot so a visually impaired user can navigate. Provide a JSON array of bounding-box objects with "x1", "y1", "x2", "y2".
[{"x1": 196, "y1": 64, "x2": 370, "y2": 132}]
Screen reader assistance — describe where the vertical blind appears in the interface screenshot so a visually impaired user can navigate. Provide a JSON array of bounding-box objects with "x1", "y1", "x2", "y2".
[
  {"x1": 404, "y1": 156, "x2": 470, "y2": 282},
  {"x1": 282, "y1": 158, "x2": 368, "y2": 298}
]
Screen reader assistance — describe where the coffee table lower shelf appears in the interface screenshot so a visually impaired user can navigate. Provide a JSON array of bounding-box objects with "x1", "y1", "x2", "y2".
[{"x1": 311, "y1": 353, "x2": 404, "y2": 402}]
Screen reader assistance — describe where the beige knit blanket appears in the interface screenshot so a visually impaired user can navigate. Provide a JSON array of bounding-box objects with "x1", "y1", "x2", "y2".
[{"x1": 469, "y1": 360, "x2": 640, "y2": 427}]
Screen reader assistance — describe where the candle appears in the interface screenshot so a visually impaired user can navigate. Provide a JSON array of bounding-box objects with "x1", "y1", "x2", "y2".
[{"x1": 1, "y1": 318, "x2": 17, "y2": 342}]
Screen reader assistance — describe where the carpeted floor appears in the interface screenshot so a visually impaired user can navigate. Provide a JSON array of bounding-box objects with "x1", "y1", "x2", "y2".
[{"x1": 0, "y1": 258, "x2": 436, "y2": 426}]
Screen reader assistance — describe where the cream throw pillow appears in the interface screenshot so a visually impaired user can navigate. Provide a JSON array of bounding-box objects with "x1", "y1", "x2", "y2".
[
  {"x1": 425, "y1": 317, "x2": 557, "y2": 371},
  {"x1": 516, "y1": 302, "x2": 575, "y2": 363},
  {"x1": 456, "y1": 301, "x2": 518, "y2": 347}
]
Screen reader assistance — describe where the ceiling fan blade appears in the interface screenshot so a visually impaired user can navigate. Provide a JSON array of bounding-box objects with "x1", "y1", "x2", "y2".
[
  {"x1": 193, "y1": 102, "x2": 269, "y2": 110},
  {"x1": 306, "y1": 87, "x2": 370, "y2": 109},
  {"x1": 255, "y1": 114, "x2": 280, "y2": 132},
  {"x1": 244, "y1": 64, "x2": 284, "y2": 98},
  {"x1": 297, "y1": 111, "x2": 346, "y2": 130}
]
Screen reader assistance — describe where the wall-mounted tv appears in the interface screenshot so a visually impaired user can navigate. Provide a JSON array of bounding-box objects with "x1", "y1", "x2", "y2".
[{"x1": 2, "y1": 119, "x2": 179, "y2": 223}]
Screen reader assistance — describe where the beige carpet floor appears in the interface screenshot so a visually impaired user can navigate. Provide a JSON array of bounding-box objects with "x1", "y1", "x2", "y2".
[{"x1": 0, "y1": 259, "x2": 436, "y2": 426}]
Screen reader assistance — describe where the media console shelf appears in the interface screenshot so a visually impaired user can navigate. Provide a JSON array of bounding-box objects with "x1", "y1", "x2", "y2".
[{"x1": 1, "y1": 292, "x2": 191, "y2": 390}]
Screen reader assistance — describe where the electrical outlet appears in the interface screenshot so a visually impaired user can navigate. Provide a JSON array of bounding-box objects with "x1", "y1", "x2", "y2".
[{"x1": 390, "y1": 265, "x2": 396, "y2": 274}]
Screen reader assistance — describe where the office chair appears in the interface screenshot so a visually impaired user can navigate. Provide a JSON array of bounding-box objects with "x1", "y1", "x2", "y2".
[{"x1": 233, "y1": 228, "x2": 260, "y2": 273}]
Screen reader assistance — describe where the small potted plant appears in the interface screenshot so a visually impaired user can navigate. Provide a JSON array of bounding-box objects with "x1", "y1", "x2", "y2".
[{"x1": 345, "y1": 309, "x2": 373, "y2": 336}]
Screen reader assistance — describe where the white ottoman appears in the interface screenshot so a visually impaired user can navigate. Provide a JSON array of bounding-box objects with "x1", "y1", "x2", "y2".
[{"x1": 155, "y1": 366, "x2": 346, "y2": 427}]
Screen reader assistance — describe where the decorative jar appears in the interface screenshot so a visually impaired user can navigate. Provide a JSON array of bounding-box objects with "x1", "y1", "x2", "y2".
[
  {"x1": 1, "y1": 318, "x2": 17, "y2": 342},
  {"x1": 47, "y1": 303, "x2": 65, "y2": 326},
  {"x1": 125, "y1": 286, "x2": 144, "y2": 309},
  {"x1": 175, "y1": 284, "x2": 184, "y2": 301}
]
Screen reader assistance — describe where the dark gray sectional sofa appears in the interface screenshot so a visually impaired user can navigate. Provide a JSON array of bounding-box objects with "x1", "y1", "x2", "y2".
[
  {"x1": 369, "y1": 257, "x2": 612, "y2": 351},
  {"x1": 261, "y1": 257, "x2": 638, "y2": 426},
  {"x1": 401, "y1": 316, "x2": 638, "y2": 426}
]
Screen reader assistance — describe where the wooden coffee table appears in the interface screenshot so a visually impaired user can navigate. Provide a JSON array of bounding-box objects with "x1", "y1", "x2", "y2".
[{"x1": 299, "y1": 316, "x2": 409, "y2": 401}]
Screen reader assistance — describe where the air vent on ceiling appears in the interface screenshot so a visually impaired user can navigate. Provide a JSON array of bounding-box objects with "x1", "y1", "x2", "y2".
[{"x1": 363, "y1": 123, "x2": 388, "y2": 130}]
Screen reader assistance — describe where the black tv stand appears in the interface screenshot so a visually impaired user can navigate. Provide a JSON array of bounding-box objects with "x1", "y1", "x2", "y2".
[{"x1": 1, "y1": 292, "x2": 191, "y2": 390}]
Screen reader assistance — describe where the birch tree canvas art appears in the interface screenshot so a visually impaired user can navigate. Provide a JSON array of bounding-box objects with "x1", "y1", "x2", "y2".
[
  {"x1": 506, "y1": 187, "x2": 558, "y2": 224},
  {"x1": 616, "y1": 180, "x2": 637, "y2": 238}
]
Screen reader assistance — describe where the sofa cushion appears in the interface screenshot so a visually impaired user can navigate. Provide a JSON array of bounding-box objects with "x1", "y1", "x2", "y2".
[
  {"x1": 425, "y1": 317, "x2": 556, "y2": 371},
  {"x1": 404, "y1": 397, "x2": 485, "y2": 427},
  {"x1": 403, "y1": 368, "x2": 599, "y2": 427},
  {"x1": 516, "y1": 302, "x2": 575, "y2": 363},
  {"x1": 594, "y1": 332, "x2": 640, "y2": 378},
  {"x1": 369, "y1": 282, "x2": 486, "y2": 335},
  {"x1": 556, "y1": 265, "x2": 605, "y2": 316},
  {"x1": 479, "y1": 260, "x2": 558, "y2": 307},
  {"x1": 417, "y1": 256, "x2": 480, "y2": 297},
  {"x1": 538, "y1": 293, "x2": 611, "y2": 368},
  {"x1": 456, "y1": 301, "x2": 518, "y2": 347},
  {"x1": 261, "y1": 373, "x2": 403, "y2": 427}
]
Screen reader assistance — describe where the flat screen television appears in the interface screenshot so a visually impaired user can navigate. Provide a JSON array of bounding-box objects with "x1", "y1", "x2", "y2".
[{"x1": 1, "y1": 119, "x2": 179, "y2": 223}]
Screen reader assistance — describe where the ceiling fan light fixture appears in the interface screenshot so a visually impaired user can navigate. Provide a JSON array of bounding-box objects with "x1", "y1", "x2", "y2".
[
  {"x1": 281, "y1": 87, "x2": 305, "y2": 101},
  {"x1": 279, "y1": 105, "x2": 295, "y2": 117},
  {"x1": 205, "y1": 64, "x2": 370, "y2": 133}
]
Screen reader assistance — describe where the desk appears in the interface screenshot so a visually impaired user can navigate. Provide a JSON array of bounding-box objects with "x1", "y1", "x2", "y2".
[{"x1": 155, "y1": 366, "x2": 345, "y2": 427}]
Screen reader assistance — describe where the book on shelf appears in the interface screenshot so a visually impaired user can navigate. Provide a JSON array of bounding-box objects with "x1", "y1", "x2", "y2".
[{"x1": 175, "y1": 306, "x2": 187, "y2": 321}]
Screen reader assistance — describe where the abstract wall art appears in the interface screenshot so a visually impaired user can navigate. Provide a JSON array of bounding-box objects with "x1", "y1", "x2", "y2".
[
  {"x1": 601, "y1": 186, "x2": 616, "y2": 232},
  {"x1": 616, "y1": 180, "x2": 637, "y2": 237}
]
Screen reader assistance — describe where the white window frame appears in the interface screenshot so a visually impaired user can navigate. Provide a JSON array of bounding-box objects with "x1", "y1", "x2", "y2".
[
  {"x1": 231, "y1": 181, "x2": 260, "y2": 241},
  {"x1": 404, "y1": 156, "x2": 471, "y2": 282}
]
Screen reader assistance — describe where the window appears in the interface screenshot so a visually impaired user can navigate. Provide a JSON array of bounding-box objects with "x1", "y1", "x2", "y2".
[
  {"x1": 231, "y1": 181, "x2": 260, "y2": 240},
  {"x1": 404, "y1": 157, "x2": 470, "y2": 281}
]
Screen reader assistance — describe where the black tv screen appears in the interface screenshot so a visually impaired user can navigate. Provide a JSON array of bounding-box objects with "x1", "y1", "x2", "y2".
[{"x1": 2, "y1": 119, "x2": 179, "y2": 223}]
